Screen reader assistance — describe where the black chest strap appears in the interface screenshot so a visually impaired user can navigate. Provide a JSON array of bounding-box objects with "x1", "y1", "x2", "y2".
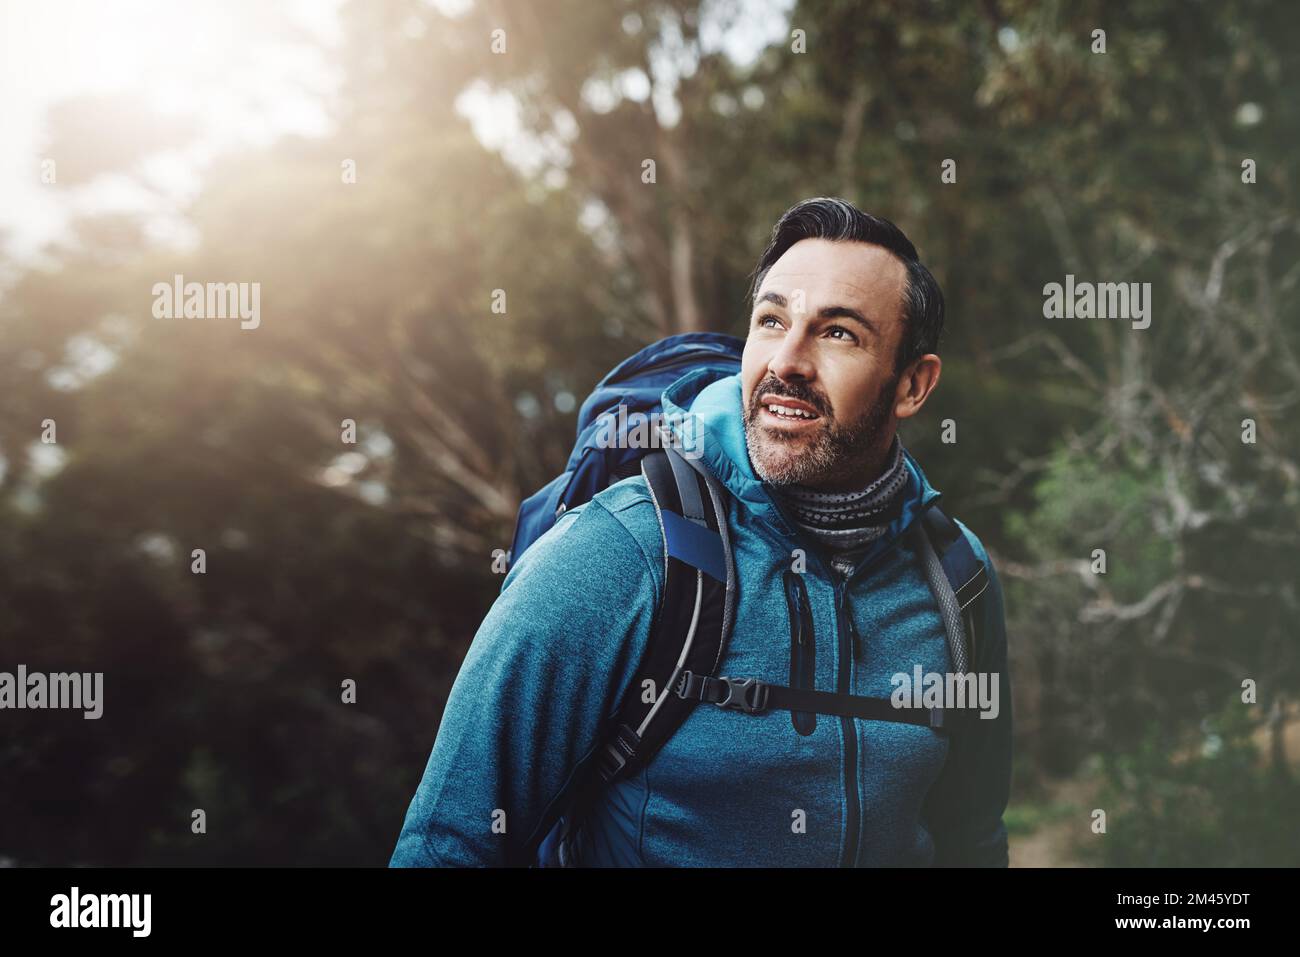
[{"x1": 674, "y1": 670, "x2": 952, "y2": 732}]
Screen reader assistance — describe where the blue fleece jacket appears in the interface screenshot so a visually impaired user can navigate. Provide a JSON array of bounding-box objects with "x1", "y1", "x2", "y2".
[{"x1": 390, "y1": 368, "x2": 1012, "y2": 867}]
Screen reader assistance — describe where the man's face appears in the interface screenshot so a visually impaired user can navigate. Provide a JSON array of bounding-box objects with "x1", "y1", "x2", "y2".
[{"x1": 741, "y1": 237, "x2": 909, "y2": 490}]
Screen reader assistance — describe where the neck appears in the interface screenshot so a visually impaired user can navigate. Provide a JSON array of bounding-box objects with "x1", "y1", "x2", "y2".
[
  {"x1": 768, "y1": 434, "x2": 909, "y2": 572},
  {"x1": 796, "y1": 431, "x2": 898, "y2": 493}
]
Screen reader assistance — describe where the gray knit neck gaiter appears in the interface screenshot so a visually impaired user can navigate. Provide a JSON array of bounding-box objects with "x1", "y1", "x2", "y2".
[{"x1": 769, "y1": 435, "x2": 909, "y2": 578}]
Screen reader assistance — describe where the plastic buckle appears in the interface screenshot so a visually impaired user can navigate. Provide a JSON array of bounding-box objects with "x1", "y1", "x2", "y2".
[
  {"x1": 716, "y1": 676, "x2": 770, "y2": 714},
  {"x1": 596, "y1": 723, "x2": 639, "y2": 783}
]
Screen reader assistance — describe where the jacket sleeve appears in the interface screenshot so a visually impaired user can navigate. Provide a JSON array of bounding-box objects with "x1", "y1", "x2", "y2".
[
  {"x1": 388, "y1": 497, "x2": 661, "y2": 867},
  {"x1": 924, "y1": 538, "x2": 1013, "y2": 867}
]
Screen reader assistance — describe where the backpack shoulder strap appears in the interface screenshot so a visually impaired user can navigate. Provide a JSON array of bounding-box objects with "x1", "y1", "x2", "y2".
[
  {"x1": 921, "y1": 506, "x2": 990, "y2": 608},
  {"x1": 603, "y1": 447, "x2": 736, "y2": 769},
  {"x1": 531, "y1": 446, "x2": 736, "y2": 865},
  {"x1": 915, "y1": 504, "x2": 990, "y2": 672}
]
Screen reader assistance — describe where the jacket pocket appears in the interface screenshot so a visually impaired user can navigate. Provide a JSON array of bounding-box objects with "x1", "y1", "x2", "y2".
[{"x1": 784, "y1": 571, "x2": 817, "y2": 736}]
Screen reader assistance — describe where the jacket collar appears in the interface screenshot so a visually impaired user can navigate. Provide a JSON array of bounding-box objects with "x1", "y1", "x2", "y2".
[{"x1": 661, "y1": 367, "x2": 941, "y2": 560}]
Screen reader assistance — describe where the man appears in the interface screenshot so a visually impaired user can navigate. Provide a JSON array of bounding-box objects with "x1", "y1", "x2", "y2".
[{"x1": 390, "y1": 197, "x2": 1011, "y2": 867}]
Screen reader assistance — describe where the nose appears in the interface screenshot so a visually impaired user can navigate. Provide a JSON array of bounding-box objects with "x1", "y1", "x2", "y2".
[{"x1": 767, "y1": 324, "x2": 816, "y2": 383}]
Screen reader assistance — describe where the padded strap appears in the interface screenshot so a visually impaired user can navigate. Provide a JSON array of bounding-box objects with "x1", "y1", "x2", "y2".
[
  {"x1": 955, "y1": 563, "x2": 989, "y2": 610},
  {"x1": 913, "y1": 516, "x2": 970, "y2": 674},
  {"x1": 923, "y1": 506, "x2": 987, "y2": 612},
  {"x1": 539, "y1": 449, "x2": 736, "y2": 866},
  {"x1": 666, "y1": 445, "x2": 708, "y2": 525},
  {"x1": 660, "y1": 509, "x2": 727, "y2": 583}
]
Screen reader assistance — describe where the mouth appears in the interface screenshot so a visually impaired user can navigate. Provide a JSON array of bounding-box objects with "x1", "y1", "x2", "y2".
[{"x1": 758, "y1": 393, "x2": 822, "y2": 429}]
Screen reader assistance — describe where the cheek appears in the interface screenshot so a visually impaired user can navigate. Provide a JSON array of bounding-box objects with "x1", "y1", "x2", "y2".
[
  {"x1": 740, "y1": 344, "x2": 770, "y2": 401},
  {"x1": 822, "y1": 367, "x2": 877, "y2": 421}
]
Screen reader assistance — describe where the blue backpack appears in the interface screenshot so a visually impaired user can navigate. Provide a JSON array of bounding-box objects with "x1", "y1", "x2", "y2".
[
  {"x1": 509, "y1": 331, "x2": 747, "y2": 559},
  {"x1": 505, "y1": 332, "x2": 990, "y2": 866}
]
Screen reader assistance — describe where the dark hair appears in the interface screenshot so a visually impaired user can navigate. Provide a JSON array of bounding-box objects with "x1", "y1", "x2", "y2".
[{"x1": 747, "y1": 197, "x2": 944, "y2": 371}]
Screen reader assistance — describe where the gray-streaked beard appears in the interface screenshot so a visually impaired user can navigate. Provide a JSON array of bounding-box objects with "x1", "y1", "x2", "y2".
[{"x1": 744, "y1": 374, "x2": 898, "y2": 488}]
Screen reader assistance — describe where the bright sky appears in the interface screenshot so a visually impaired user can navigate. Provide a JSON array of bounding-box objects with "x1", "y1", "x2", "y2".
[
  {"x1": 0, "y1": 0, "x2": 343, "y2": 259},
  {"x1": 0, "y1": 0, "x2": 793, "y2": 262}
]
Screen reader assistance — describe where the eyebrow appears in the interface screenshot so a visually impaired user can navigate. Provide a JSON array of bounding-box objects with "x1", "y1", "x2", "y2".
[{"x1": 754, "y1": 290, "x2": 879, "y2": 338}]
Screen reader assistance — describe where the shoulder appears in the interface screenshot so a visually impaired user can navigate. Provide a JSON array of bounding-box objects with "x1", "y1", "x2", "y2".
[
  {"x1": 590, "y1": 473, "x2": 668, "y2": 573},
  {"x1": 950, "y1": 516, "x2": 1007, "y2": 632},
  {"x1": 504, "y1": 474, "x2": 665, "y2": 599},
  {"x1": 950, "y1": 515, "x2": 1004, "y2": 594},
  {"x1": 951, "y1": 516, "x2": 993, "y2": 570}
]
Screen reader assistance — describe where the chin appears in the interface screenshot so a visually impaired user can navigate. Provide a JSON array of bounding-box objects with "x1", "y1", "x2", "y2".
[{"x1": 752, "y1": 450, "x2": 807, "y2": 485}]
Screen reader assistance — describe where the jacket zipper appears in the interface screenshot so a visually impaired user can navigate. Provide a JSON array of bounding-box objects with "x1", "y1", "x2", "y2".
[
  {"x1": 845, "y1": 592, "x2": 863, "y2": 662},
  {"x1": 834, "y1": 580, "x2": 860, "y2": 867},
  {"x1": 770, "y1": 510, "x2": 934, "y2": 868},
  {"x1": 783, "y1": 572, "x2": 816, "y2": 736}
]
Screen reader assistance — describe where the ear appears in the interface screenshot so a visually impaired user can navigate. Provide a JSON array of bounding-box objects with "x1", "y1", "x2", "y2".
[{"x1": 894, "y1": 354, "x2": 941, "y2": 420}]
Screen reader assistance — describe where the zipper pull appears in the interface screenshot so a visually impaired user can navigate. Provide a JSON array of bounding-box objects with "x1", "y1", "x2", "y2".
[
  {"x1": 843, "y1": 592, "x2": 863, "y2": 661},
  {"x1": 794, "y1": 580, "x2": 808, "y2": 646},
  {"x1": 835, "y1": 585, "x2": 863, "y2": 662},
  {"x1": 785, "y1": 572, "x2": 806, "y2": 646}
]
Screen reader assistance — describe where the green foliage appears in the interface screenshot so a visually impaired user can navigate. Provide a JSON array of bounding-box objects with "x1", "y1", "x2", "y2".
[
  {"x1": 1004, "y1": 799, "x2": 1079, "y2": 837},
  {"x1": 1089, "y1": 702, "x2": 1300, "y2": 867},
  {"x1": 1008, "y1": 445, "x2": 1175, "y2": 601}
]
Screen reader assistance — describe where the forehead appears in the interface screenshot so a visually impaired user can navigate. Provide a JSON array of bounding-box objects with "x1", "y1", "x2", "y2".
[{"x1": 757, "y1": 237, "x2": 907, "y2": 319}]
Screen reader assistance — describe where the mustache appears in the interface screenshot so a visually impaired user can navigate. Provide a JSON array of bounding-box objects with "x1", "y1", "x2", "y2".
[{"x1": 749, "y1": 377, "x2": 829, "y2": 417}]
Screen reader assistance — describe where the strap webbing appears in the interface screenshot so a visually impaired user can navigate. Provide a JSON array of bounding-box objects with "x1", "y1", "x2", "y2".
[
  {"x1": 666, "y1": 445, "x2": 708, "y2": 525},
  {"x1": 660, "y1": 509, "x2": 728, "y2": 583},
  {"x1": 675, "y1": 670, "x2": 947, "y2": 731}
]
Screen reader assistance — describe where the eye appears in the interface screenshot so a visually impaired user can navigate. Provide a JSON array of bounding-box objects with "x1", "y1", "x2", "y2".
[
  {"x1": 757, "y1": 314, "x2": 783, "y2": 330},
  {"x1": 826, "y1": 325, "x2": 858, "y2": 343}
]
